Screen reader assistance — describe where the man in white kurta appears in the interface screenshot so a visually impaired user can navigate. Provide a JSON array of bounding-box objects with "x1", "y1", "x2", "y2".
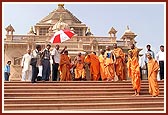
[{"x1": 21, "y1": 49, "x2": 32, "y2": 81}]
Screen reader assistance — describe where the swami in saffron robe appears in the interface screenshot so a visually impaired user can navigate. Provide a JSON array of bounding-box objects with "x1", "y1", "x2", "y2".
[
  {"x1": 128, "y1": 47, "x2": 139, "y2": 60},
  {"x1": 148, "y1": 58, "x2": 160, "y2": 96},
  {"x1": 59, "y1": 54, "x2": 72, "y2": 81},
  {"x1": 74, "y1": 61, "x2": 85, "y2": 79},
  {"x1": 104, "y1": 51, "x2": 115, "y2": 81},
  {"x1": 98, "y1": 54, "x2": 107, "y2": 81},
  {"x1": 84, "y1": 53, "x2": 100, "y2": 81},
  {"x1": 127, "y1": 56, "x2": 141, "y2": 93},
  {"x1": 113, "y1": 48, "x2": 125, "y2": 80}
]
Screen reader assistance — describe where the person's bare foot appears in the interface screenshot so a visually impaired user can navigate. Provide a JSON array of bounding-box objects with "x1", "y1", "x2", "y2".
[
  {"x1": 136, "y1": 93, "x2": 140, "y2": 96},
  {"x1": 132, "y1": 93, "x2": 136, "y2": 96},
  {"x1": 152, "y1": 95, "x2": 158, "y2": 97}
]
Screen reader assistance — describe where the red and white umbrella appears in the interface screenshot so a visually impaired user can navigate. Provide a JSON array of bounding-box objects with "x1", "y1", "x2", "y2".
[{"x1": 50, "y1": 29, "x2": 75, "y2": 43}]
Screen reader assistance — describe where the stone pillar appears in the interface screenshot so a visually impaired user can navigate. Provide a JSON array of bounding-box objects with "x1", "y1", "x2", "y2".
[
  {"x1": 6, "y1": 35, "x2": 13, "y2": 41},
  {"x1": 83, "y1": 28, "x2": 86, "y2": 36},
  {"x1": 6, "y1": 31, "x2": 9, "y2": 35},
  {"x1": 78, "y1": 38, "x2": 83, "y2": 50},
  {"x1": 91, "y1": 44, "x2": 94, "y2": 51},
  {"x1": 111, "y1": 37, "x2": 116, "y2": 43},
  {"x1": 96, "y1": 44, "x2": 98, "y2": 51},
  {"x1": 36, "y1": 27, "x2": 40, "y2": 35},
  {"x1": 125, "y1": 39, "x2": 128, "y2": 46}
]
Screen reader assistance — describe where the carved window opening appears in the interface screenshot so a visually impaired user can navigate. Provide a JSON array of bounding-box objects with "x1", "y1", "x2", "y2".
[
  {"x1": 39, "y1": 28, "x2": 49, "y2": 35},
  {"x1": 74, "y1": 28, "x2": 83, "y2": 36},
  {"x1": 13, "y1": 57, "x2": 21, "y2": 65},
  {"x1": 83, "y1": 45, "x2": 91, "y2": 50}
]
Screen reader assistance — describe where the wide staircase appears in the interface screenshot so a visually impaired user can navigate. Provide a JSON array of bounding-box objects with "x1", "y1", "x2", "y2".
[{"x1": 4, "y1": 80, "x2": 165, "y2": 112}]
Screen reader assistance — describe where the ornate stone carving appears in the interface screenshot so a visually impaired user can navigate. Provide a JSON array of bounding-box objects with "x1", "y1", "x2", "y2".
[
  {"x1": 52, "y1": 14, "x2": 69, "y2": 32},
  {"x1": 5, "y1": 24, "x2": 15, "y2": 35},
  {"x1": 108, "y1": 27, "x2": 117, "y2": 37}
]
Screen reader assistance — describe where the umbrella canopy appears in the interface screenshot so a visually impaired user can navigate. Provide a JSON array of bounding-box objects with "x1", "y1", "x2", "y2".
[{"x1": 50, "y1": 29, "x2": 75, "y2": 43}]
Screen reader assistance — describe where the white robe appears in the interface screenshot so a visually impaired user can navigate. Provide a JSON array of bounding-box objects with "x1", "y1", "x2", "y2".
[
  {"x1": 38, "y1": 65, "x2": 43, "y2": 77},
  {"x1": 21, "y1": 53, "x2": 32, "y2": 72},
  {"x1": 21, "y1": 53, "x2": 32, "y2": 81}
]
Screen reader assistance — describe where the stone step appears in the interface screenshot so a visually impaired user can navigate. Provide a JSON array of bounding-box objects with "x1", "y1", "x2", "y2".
[
  {"x1": 67, "y1": 107, "x2": 164, "y2": 111},
  {"x1": 4, "y1": 102, "x2": 164, "y2": 110},
  {"x1": 4, "y1": 82, "x2": 164, "y2": 85},
  {"x1": 4, "y1": 80, "x2": 164, "y2": 83},
  {"x1": 4, "y1": 107, "x2": 164, "y2": 111},
  {"x1": 4, "y1": 91, "x2": 164, "y2": 98},
  {"x1": 3, "y1": 84, "x2": 164, "y2": 89},
  {"x1": 4, "y1": 97, "x2": 164, "y2": 104},
  {"x1": 4, "y1": 81, "x2": 164, "y2": 86},
  {"x1": 4, "y1": 88, "x2": 164, "y2": 93},
  {"x1": 4, "y1": 95, "x2": 164, "y2": 99},
  {"x1": 4, "y1": 84, "x2": 164, "y2": 89},
  {"x1": 4, "y1": 81, "x2": 164, "y2": 111}
]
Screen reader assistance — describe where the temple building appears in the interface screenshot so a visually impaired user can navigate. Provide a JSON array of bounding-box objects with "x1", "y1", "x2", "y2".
[{"x1": 4, "y1": 4, "x2": 141, "y2": 81}]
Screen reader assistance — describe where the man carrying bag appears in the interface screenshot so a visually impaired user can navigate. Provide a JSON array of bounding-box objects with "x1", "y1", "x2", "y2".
[{"x1": 30, "y1": 45, "x2": 42, "y2": 83}]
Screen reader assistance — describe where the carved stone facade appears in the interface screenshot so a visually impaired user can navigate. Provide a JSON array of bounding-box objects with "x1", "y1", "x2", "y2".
[{"x1": 4, "y1": 4, "x2": 141, "y2": 81}]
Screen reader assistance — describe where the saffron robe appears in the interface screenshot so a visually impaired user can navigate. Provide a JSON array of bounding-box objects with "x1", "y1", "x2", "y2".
[
  {"x1": 128, "y1": 47, "x2": 139, "y2": 60},
  {"x1": 148, "y1": 59, "x2": 160, "y2": 96},
  {"x1": 59, "y1": 54, "x2": 71, "y2": 81},
  {"x1": 127, "y1": 57, "x2": 141, "y2": 93},
  {"x1": 104, "y1": 51, "x2": 115, "y2": 81},
  {"x1": 113, "y1": 48, "x2": 125, "y2": 80},
  {"x1": 84, "y1": 53, "x2": 100, "y2": 81},
  {"x1": 98, "y1": 54, "x2": 107, "y2": 81},
  {"x1": 74, "y1": 62, "x2": 85, "y2": 79}
]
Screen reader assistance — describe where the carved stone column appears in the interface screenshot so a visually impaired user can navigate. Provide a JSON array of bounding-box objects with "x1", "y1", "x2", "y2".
[
  {"x1": 78, "y1": 37, "x2": 83, "y2": 50},
  {"x1": 83, "y1": 28, "x2": 86, "y2": 36},
  {"x1": 6, "y1": 35, "x2": 13, "y2": 41},
  {"x1": 36, "y1": 27, "x2": 40, "y2": 35},
  {"x1": 111, "y1": 36, "x2": 116, "y2": 43}
]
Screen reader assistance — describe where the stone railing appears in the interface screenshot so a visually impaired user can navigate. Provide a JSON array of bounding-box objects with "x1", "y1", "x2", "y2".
[
  {"x1": 5, "y1": 35, "x2": 50, "y2": 43},
  {"x1": 5, "y1": 35, "x2": 116, "y2": 43},
  {"x1": 69, "y1": 36, "x2": 113, "y2": 42}
]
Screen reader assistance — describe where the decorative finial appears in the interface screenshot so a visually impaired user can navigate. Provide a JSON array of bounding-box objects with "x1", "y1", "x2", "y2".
[
  {"x1": 27, "y1": 26, "x2": 35, "y2": 35},
  {"x1": 30, "y1": 26, "x2": 33, "y2": 31},
  {"x1": 88, "y1": 27, "x2": 90, "y2": 32},
  {"x1": 86, "y1": 27, "x2": 92, "y2": 36},
  {"x1": 127, "y1": 25, "x2": 129, "y2": 30},
  {"x1": 58, "y1": 4, "x2": 64, "y2": 7}
]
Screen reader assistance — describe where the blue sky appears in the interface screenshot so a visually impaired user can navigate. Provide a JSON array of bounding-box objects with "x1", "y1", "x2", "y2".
[{"x1": 2, "y1": 2, "x2": 165, "y2": 55}]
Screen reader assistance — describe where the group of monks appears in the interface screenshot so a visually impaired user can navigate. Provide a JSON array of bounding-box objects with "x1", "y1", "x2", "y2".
[
  {"x1": 127, "y1": 44, "x2": 159, "y2": 97},
  {"x1": 60, "y1": 43, "x2": 126, "y2": 82},
  {"x1": 59, "y1": 43, "x2": 160, "y2": 97}
]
